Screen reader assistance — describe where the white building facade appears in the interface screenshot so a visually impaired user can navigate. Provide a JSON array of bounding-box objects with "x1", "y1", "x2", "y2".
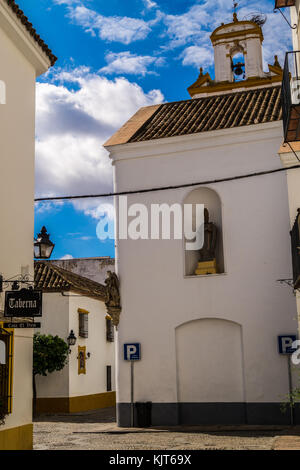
[
  {"x1": 34, "y1": 262, "x2": 115, "y2": 413},
  {"x1": 105, "y1": 15, "x2": 298, "y2": 426},
  {"x1": 0, "y1": 0, "x2": 55, "y2": 449},
  {"x1": 277, "y1": 0, "x2": 300, "y2": 362}
]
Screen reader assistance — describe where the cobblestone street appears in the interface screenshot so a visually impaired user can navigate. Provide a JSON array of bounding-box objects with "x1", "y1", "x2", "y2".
[{"x1": 33, "y1": 408, "x2": 300, "y2": 450}]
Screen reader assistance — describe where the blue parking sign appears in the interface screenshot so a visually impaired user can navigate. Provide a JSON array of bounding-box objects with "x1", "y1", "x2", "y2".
[
  {"x1": 278, "y1": 335, "x2": 297, "y2": 354},
  {"x1": 124, "y1": 343, "x2": 141, "y2": 361}
]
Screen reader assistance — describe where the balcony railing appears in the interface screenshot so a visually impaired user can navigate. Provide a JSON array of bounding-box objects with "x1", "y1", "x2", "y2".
[
  {"x1": 282, "y1": 51, "x2": 300, "y2": 142},
  {"x1": 290, "y1": 209, "x2": 300, "y2": 289},
  {"x1": 275, "y1": 0, "x2": 296, "y2": 7}
]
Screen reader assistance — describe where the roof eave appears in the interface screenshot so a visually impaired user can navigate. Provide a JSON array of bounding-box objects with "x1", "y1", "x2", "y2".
[
  {"x1": 40, "y1": 286, "x2": 107, "y2": 302},
  {"x1": 104, "y1": 104, "x2": 161, "y2": 148},
  {"x1": 107, "y1": 121, "x2": 283, "y2": 163},
  {"x1": 0, "y1": 1, "x2": 54, "y2": 75}
]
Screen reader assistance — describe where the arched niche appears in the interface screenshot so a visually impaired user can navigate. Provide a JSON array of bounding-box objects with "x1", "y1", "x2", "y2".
[
  {"x1": 0, "y1": 339, "x2": 6, "y2": 364},
  {"x1": 183, "y1": 187, "x2": 224, "y2": 276},
  {"x1": 175, "y1": 318, "x2": 245, "y2": 406},
  {"x1": 231, "y1": 50, "x2": 246, "y2": 82}
]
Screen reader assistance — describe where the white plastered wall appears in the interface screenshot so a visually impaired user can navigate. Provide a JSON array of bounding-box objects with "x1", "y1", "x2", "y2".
[
  {"x1": 36, "y1": 292, "x2": 115, "y2": 399},
  {"x1": 0, "y1": 24, "x2": 36, "y2": 431},
  {"x1": 35, "y1": 293, "x2": 70, "y2": 398},
  {"x1": 69, "y1": 295, "x2": 115, "y2": 397},
  {"x1": 108, "y1": 122, "x2": 297, "y2": 406}
]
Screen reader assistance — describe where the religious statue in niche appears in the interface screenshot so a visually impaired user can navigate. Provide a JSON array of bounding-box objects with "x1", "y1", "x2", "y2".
[
  {"x1": 195, "y1": 208, "x2": 218, "y2": 275},
  {"x1": 78, "y1": 346, "x2": 86, "y2": 375},
  {"x1": 105, "y1": 271, "x2": 121, "y2": 329}
]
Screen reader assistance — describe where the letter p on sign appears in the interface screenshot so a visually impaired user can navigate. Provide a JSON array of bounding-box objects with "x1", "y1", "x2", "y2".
[
  {"x1": 278, "y1": 335, "x2": 297, "y2": 354},
  {"x1": 124, "y1": 343, "x2": 141, "y2": 361}
]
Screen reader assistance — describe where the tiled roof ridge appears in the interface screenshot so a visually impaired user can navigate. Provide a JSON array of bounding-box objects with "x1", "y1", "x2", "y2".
[
  {"x1": 156, "y1": 84, "x2": 281, "y2": 109},
  {"x1": 4, "y1": 0, "x2": 57, "y2": 66},
  {"x1": 128, "y1": 85, "x2": 282, "y2": 143},
  {"x1": 34, "y1": 261, "x2": 107, "y2": 301}
]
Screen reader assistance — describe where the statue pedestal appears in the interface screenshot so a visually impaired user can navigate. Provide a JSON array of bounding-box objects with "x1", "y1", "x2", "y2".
[{"x1": 195, "y1": 259, "x2": 217, "y2": 275}]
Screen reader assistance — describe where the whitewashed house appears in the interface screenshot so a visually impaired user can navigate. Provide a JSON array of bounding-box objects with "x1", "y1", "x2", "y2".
[
  {"x1": 104, "y1": 14, "x2": 298, "y2": 426},
  {"x1": 0, "y1": 0, "x2": 56, "y2": 449},
  {"x1": 276, "y1": 1, "x2": 300, "y2": 350},
  {"x1": 34, "y1": 262, "x2": 115, "y2": 413},
  {"x1": 52, "y1": 256, "x2": 115, "y2": 285}
]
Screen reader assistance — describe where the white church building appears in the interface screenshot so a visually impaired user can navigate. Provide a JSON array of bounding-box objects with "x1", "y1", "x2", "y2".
[{"x1": 104, "y1": 13, "x2": 298, "y2": 426}]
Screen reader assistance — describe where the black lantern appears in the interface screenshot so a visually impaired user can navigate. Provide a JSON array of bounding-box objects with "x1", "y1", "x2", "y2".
[
  {"x1": 67, "y1": 330, "x2": 77, "y2": 352},
  {"x1": 34, "y1": 226, "x2": 55, "y2": 259}
]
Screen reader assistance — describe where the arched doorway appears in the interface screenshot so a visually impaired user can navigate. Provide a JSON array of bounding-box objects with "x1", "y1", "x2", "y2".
[{"x1": 175, "y1": 318, "x2": 245, "y2": 424}]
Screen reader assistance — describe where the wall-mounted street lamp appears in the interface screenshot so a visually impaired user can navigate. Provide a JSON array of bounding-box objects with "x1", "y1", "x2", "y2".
[
  {"x1": 34, "y1": 226, "x2": 55, "y2": 259},
  {"x1": 67, "y1": 330, "x2": 77, "y2": 353}
]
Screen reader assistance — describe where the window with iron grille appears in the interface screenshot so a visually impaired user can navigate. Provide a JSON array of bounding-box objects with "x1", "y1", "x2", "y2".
[
  {"x1": 106, "y1": 365, "x2": 112, "y2": 392},
  {"x1": 275, "y1": 0, "x2": 296, "y2": 8},
  {"x1": 0, "y1": 327, "x2": 14, "y2": 416},
  {"x1": 106, "y1": 318, "x2": 114, "y2": 342},
  {"x1": 79, "y1": 313, "x2": 88, "y2": 338},
  {"x1": 291, "y1": 209, "x2": 300, "y2": 288}
]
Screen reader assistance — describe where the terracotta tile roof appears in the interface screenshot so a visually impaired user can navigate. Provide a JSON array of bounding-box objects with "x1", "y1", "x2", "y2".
[
  {"x1": 104, "y1": 105, "x2": 160, "y2": 147},
  {"x1": 5, "y1": 0, "x2": 57, "y2": 66},
  {"x1": 128, "y1": 86, "x2": 282, "y2": 143},
  {"x1": 34, "y1": 262, "x2": 107, "y2": 302}
]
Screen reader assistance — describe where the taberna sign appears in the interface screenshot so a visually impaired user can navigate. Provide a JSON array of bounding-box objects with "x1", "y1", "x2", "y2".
[{"x1": 4, "y1": 289, "x2": 42, "y2": 318}]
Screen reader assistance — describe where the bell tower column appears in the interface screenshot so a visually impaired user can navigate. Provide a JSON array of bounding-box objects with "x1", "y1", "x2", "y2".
[
  {"x1": 214, "y1": 44, "x2": 233, "y2": 82},
  {"x1": 244, "y1": 38, "x2": 264, "y2": 78}
]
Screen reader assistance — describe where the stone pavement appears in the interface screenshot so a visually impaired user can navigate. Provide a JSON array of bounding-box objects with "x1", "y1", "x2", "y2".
[{"x1": 33, "y1": 408, "x2": 300, "y2": 450}]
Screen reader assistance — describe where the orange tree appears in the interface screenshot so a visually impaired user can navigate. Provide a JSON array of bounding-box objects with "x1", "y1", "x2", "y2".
[{"x1": 33, "y1": 333, "x2": 69, "y2": 416}]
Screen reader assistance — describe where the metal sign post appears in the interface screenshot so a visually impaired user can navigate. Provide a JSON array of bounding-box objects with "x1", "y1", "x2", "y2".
[
  {"x1": 278, "y1": 335, "x2": 297, "y2": 426},
  {"x1": 124, "y1": 343, "x2": 141, "y2": 428},
  {"x1": 130, "y1": 361, "x2": 134, "y2": 427},
  {"x1": 287, "y1": 355, "x2": 294, "y2": 426}
]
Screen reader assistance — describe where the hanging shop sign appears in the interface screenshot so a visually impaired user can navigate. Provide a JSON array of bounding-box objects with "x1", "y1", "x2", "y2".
[
  {"x1": 3, "y1": 322, "x2": 41, "y2": 329},
  {"x1": 4, "y1": 289, "x2": 42, "y2": 318}
]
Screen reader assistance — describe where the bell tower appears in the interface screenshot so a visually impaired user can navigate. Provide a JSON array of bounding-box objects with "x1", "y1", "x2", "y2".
[
  {"x1": 188, "y1": 11, "x2": 283, "y2": 98},
  {"x1": 212, "y1": 12, "x2": 264, "y2": 83}
]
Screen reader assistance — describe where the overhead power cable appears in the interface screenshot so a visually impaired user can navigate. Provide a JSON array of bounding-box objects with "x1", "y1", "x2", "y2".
[{"x1": 34, "y1": 163, "x2": 300, "y2": 203}]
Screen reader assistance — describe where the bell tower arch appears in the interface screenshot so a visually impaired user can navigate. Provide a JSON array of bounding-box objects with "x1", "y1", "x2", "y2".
[{"x1": 211, "y1": 13, "x2": 264, "y2": 83}]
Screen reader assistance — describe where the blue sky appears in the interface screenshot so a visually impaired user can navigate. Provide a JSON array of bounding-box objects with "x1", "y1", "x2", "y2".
[{"x1": 16, "y1": 0, "x2": 292, "y2": 260}]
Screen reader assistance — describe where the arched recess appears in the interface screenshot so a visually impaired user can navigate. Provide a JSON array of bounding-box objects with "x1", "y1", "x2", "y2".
[
  {"x1": 175, "y1": 318, "x2": 245, "y2": 404},
  {"x1": 183, "y1": 187, "x2": 224, "y2": 276},
  {"x1": 229, "y1": 44, "x2": 246, "y2": 82},
  {"x1": 0, "y1": 340, "x2": 6, "y2": 364}
]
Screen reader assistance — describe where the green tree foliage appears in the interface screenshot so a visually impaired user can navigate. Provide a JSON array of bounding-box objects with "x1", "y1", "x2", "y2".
[
  {"x1": 33, "y1": 333, "x2": 69, "y2": 376},
  {"x1": 33, "y1": 333, "x2": 69, "y2": 416}
]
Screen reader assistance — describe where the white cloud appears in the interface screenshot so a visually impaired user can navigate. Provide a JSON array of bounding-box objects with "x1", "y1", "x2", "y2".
[
  {"x1": 35, "y1": 201, "x2": 64, "y2": 214},
  {"x1": 143, "y1": 0, "x2": 158, "y2": 9},
  {"x1": 100, "y1": 51, "x2": 165, "y2": 76},
  {"x1": 68, "y1": 5, "x2": 151, "y2": 44},
  {"x1": 53, "y1": 0, "x2": 79, "y2": 4},
  {"x1": 181, "y1": 45, "x2": 214, "y2": 69},
  {"x1": 35, "y1": 67, "x2": 164, "y2": 211},
  {"x1": 162, "y1": 5, "x2": 212, "y2": 49},
  {"x1": 60, "y1": 254, "x2": 74, "y2": 259},
  {"x1": 52, "y1": 0, "x2": 290, "y2": 71},
  {"x1": 75, "y1": 198, "x2": 115, "y2": 220}
]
